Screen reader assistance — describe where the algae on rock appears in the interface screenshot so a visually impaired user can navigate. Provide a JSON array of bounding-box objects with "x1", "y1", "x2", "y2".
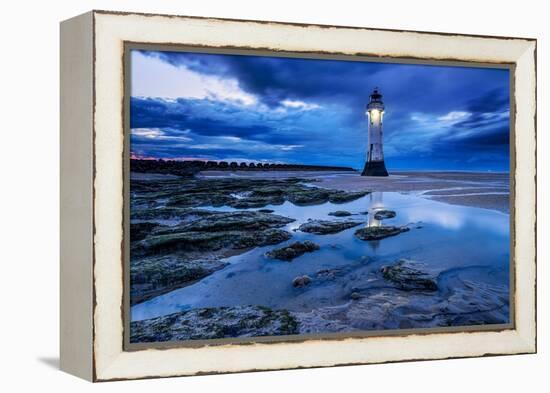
[
  {"x1": 298, "y1": 219, "x2": 362, "y2": 235},
  {"x1": 381, "y1": 260, "x2": 438, "y2": 291},
  {"x1": 266, "y1": 240, "x2": 320, "y2": 261},
  {"x1": 130, "y1": 305, "x2": 300, "y2": 342},
  {"x1": 354, "y1": 225, "x2": 409, "y2": 241}
]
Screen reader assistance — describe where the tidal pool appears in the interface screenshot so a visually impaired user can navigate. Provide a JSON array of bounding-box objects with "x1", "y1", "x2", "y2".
[{"x1": 131, "y1": 190, "x2": 510, "y2": 330}]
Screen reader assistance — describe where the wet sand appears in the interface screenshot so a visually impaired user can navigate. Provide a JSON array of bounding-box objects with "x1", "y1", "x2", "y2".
[{"x1": 200, "y1": 171, "x2": 510, "y2": 213}]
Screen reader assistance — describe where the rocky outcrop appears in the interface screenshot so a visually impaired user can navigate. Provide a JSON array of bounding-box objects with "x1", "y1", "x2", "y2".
[
  {"x1": 381, "y1": 260, "x2": 438, "y2": 291},
  {"x1": 130, "y1": 256, "x2": 228, "y2": 305},
  {"x1": 328, "y1": 191, "x2": 371, "y2": 203},
  {"x1": 266, "y1": 241, "x2": 320, "y2": 261},
  {"x1": 135, "y1": 211, "x2": 294, "y2": 255},
  {"x1": 130, "y1": 207, "x2": 214, "y2": 221},
  {"x1": 374, "y1": 210, "x2": 396, "y2": 220},
  {"x1": 132, "y1": 177, "x2": 370, "y2": 210},
  {"x1": 292, "y1": 275, "x2": 312, "y2": 288},
  {"x1": 130, "y1": 305, "x2": 299, "y2": 343},
  {"x1": 354, "y1": 226, "x2": 409, "y2": 241},
  {"x1": 350, "y1": 292, "x2": 362, "y2": 300},
  {"x1": 316, "y1": 268, "x2": 342, "y2": 280},
  {"x1": 298, "y1": 219, "x2": 362, "y2": 235},
  {"x1": 168, "y1": 211, "x2": 294, "y2": 233},
  {"x1": 328, "y1": 210, "x2": 353, "y2": 217}
]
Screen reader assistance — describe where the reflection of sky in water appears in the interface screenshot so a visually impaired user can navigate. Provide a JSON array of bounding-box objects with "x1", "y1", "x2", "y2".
[{"x1": 132, "y1": 192, "x2": 510, "y2": 321}]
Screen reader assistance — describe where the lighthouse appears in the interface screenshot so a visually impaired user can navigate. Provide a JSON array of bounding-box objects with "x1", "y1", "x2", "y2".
[{"x1": 361, "y1": 88, "x2": 389, "y2": 177}]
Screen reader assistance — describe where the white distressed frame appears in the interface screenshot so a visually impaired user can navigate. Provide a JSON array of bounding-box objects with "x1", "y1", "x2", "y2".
[{"x1": 61, "y1": 10, "x2": 536, "y2": 381}]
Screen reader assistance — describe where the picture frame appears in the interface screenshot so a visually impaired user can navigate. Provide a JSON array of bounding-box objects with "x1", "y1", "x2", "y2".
[{"x1": 60, "y1": 10, "x2": 537, "y2": 381}]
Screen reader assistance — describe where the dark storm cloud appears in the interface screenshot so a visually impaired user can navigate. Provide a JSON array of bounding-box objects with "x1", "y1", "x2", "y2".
[
  {"x1": 140, "y1": 50, "x2": 389, "y2": 107},
  {"x1": 131, "y1": 97, "x2": 273, "y2": 139},
  {"x1": 465, "y1": 87, "x2": 510, "y2": 113}
]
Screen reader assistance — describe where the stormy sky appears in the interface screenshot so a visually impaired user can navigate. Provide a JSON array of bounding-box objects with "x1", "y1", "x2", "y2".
[{"x1": 130, "y1": 49, "x2": 510, "y2": 171}]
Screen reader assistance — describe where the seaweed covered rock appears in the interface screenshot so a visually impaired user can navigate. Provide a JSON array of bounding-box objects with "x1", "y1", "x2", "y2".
[
  {"x1": 298, "y1": 220, "x2": 362, "y2": 235},
  {"x1": 328, "y1": 210, "x2": 353, "y2": 217},
  {"x1": 374, "y1": 210, "x2": 397, "y2": 220},
  {"x1": 130, "y1": 305, "x2": 299, "y2": 342},
  {"x1": 328, "y1": 191, "x2": 370, "y2": 203},
  {"x1": 316, "y1": 268, "x2": 341, "y2": 280},
  {"x1": 174, "y1": 211, "x2": 294, "y2": 232},
  {"x1": 139, "y1": 177, "x2": 370, "y2": 210},
  {"x1": 381, "y1": 260, "x2": 438, "y2": 291},
  {"x1": 130, "y1": 256, "x2": 228, "y2": 305},
  {"x1": 286, "y1": 188, "x2": 333, "y2": 206},
  {"x1": 135, "y1": 211, "x2": 294, "y2": 254},
  {"x1": 230, "y1": 196, "x2": 286, "y2": 209},
  {"x1": 139, "y1": 227, "x2": 293, "y2": 254},
  {"x1": 233, "y1": 229, "x2": 293, "y2": 249},
  {"x1": 292, "y1": 275, "x2": 312, "y2": 288},
  {"x1": 350, "y1": 292, "x2": 362, "y2": 300},
  {"x1": 266, "y1": 241, "x2": 320, "y2": 261},
  {"x1": 130, "y1": 207, "x2": 215, "y2": 221},
  {"x1": 354, "y1": 226, "x2": 409, "y2": 241}
]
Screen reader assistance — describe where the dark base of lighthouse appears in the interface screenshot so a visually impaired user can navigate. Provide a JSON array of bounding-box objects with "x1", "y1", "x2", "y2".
[{"x1": 361, "y1": 160, "x2": 389, "y2": 177}]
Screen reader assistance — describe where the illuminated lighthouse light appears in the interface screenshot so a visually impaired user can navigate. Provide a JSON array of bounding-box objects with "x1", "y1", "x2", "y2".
[{"x1": 361, "y1": 88, "x2": 389, "y2": 177}]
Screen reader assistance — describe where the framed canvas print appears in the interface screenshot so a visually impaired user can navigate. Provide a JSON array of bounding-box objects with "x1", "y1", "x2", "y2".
[{"x1": 60, "y1": 10, "x2": 537, "y2": 381}]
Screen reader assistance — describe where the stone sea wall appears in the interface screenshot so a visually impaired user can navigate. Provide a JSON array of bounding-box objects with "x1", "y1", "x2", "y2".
[{"x1": 131, "y1": 159, "x2": 356, "y2": 177}]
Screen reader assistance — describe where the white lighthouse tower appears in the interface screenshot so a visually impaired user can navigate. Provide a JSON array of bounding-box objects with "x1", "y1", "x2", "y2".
[{"x1": 362, "y1": 88, "x2": 389, "y2": 176}]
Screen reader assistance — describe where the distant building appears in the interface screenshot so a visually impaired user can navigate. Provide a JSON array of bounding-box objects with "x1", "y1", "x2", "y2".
[{"x1": 362, "y1": 88, "x2": 389, "y2": 176}]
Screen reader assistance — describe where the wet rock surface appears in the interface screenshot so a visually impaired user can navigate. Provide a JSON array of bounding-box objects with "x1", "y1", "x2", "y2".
[
  {"x1": 381, "y1": 260, "x2": 438, "y2": 291},
  {"x1": 131, "y1": 207, "x2": 214, "y2": 221},
  {"x1": 350, "y1": 292, "x2": 362, "y2": 300},
  {"x1": 130, "y1": 305, "x2": 299, "y2": 343},
  {"x1": 131, "y1": 176, "x2": 369, "y2": 211},
  {"x1": 328, "y1": 210, "x2": 353, "y2": 217},
  {"x1": 266, "y1": 241, "x2": 320, "y2": 261},
  {"x1": 374, "y1": 209, "x2": 396, "y2": 220},
  {"x1": 131, "y1": 256, "x2": 228, "y2": 305},
  {"x1": 135, "y1": 211, "x2": 294, "y2": 255},
  {"x1": 293, "y1": 265, "x2": 509, "y2": 333},
  {"x1": 298, "y1": 219, "x2": 362, "y2": 235},
  {"x1": 292, "y1": 275, "x2": 312, "y2": 288},
  {"x1": 316, "y1": 268, "x2": 343, "y2": 280},
  {"x1": 354, "y1": 225, "x2": 410, "y2": 241}
]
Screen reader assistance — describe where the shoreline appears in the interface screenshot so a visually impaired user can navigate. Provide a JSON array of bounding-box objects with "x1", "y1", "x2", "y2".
[{"x1": 198, "y1": 170, "x2": 510, "y2": 214}]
